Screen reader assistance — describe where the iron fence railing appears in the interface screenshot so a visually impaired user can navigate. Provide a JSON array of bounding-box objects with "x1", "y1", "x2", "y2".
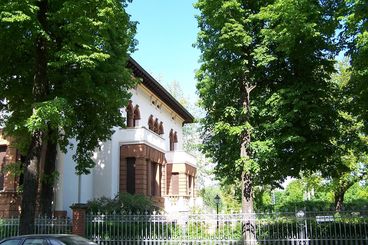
[
  {"x1": 86, "y1": 211, "x2": 368, "y2": 244},
  {"x1": 0, "y1": 216, "x2": 72, "y2": 239}
]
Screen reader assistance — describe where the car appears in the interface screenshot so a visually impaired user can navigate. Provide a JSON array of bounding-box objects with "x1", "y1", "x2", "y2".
[{"x1": 0, "y1": 234, "x2": 97, "y2": 245}]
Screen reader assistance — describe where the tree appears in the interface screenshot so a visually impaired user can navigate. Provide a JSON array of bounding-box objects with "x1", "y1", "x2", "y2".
[
  {"x1": 0, "y1": 0, "x2": 136, "y2": 234},
  {"x1": 195, "y1": 3, "x2": 341, "y2": 242},
  {"x1": 195, "y1": 0, "x2": 340, "y2": 204},
  {"x1": 342, "y1": 0, "x2": 368, "y2": 130},
  {"x1": 195, "y1": 1, "x2": 281, "y2": 242},
  {"x1": 252, "y1": 0, "x2": 342, "y2": 182},
  {"x1": 195, "y1": 0, "x2": 272, "y2": 216},
  {"x1": 328, "y1": 59, "x2": 368, "y2": 211}
]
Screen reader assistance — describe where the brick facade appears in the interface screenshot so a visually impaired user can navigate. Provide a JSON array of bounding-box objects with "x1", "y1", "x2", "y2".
[
  {"x1": 166, "y1": 163, "x2": 196, "y2": 197},
  {"x1": 70, "y1": 203, "x2": 87, "y2": 236},
  {"x1": 120, "y1": 144, "x2": 166, "y2": 208},
  {"x1": 0, "y1": 130, "x2": 21, "y2": 218}
]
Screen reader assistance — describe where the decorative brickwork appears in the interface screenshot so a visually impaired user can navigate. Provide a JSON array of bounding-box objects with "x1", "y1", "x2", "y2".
[
  {"x1": 120, "y1": 144, "x2": 166, "y2": 207},
  {"x1": 3, "y1": 145, "x2": 18, "y2": 192},
  {"x1": 0, "y1": 192, "x2": 21, "y2": 218},
  {"x1": 0, "y1": 131, "x2": 21, "y2": 218},
  {"x1": 120, "y1": 144, "x2": 165, "y2": 164},
  {"x1": 166, "y1": 163, "x2": 196, "y2": 197},
  {"x1": 135, "y1": 157, "x2": 147, "y2": 195},
  {"x1": 70, "y1": 203, "x2": 87, "y2": 236}
]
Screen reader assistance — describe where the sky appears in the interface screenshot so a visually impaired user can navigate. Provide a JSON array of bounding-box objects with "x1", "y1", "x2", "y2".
[{"x1": 126, "y1": 1, "x2": 200, "y2": 99}]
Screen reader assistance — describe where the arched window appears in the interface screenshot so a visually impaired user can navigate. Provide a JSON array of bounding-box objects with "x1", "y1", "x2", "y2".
[
  {"x1": 126, "y1": 100, "x2": 134, "y2": 127},
  {"x1": 133, "y1": 105, "x2": 141, "y2": 126},
  {"x1": 169, "y1": 129, "x2": 174, "y2": 151},
  {"x1": 154, "y1": 119, "x2": 159, "y2": 134},
  {"x1": 159, "y1": 122, "x2": 164, "y2": 135},
  {"x1": 174, "y1": 131, "x2": 178, "y2": 144},
  {"x1": 148, "y1": 115, "x2": 154, "y2": 130}
]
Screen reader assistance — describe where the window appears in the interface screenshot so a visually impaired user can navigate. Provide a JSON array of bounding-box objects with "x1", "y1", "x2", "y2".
[
  {"x1": 0, "y1": 239, "x2": 21, "y2": 245},
  {"x1": 133, "y1": 105, "x2": 141, "y2": 126},
  {"x1": 159, "y1": 122, "x2": 164, "y2": 135},
  {"x1": 126, "y1": 157, "x2": 136, "y2": 194},
  {"x1": 169, "y1": 130, "x2": 178, "y2": 151},
  {"x1": 153, "y1": 119, "x2": 159, "y2": 134},
  {"x1": 126, "y1": 100, "x2": 134, "y2": 127},
  {"x1": 151, "y1": 162, "x2": 161, "y2": 196},
  {"x1": 169, "y1": 130, "x2": 174, "y2": 151},
  {"x1": 57, "y1": 235, "x2": 96, "y2": 245},
  {"x1": 23, "y1": 239, "x2": 47, "y2": 245},
  {"x1": 171, "y1": 173, "x2": 179, "y2": 195},
  {"x1": 188, "y1": 175, "x2": 193, "y2": 195},
  {"x1": 148, "y1": 115, "x2": 154, "y2": 130}
]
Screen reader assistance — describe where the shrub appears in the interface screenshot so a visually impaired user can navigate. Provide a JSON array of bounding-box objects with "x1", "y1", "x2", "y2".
[{"x1": 86, "y1": 193, "x2": 156, "y2": 214}]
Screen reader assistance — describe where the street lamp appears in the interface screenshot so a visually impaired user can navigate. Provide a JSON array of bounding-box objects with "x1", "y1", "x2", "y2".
[
  {"x1": 214, "y1": 194, "x2": 221, "y2": 230},
  {"x1": 296, "y1": 210, "x2": 306, "y2": 241}
]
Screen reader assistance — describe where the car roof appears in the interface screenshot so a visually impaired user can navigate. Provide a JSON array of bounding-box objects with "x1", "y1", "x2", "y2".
[{"x1": 3, "y1": 234, "x2": 78, "y2": 240}]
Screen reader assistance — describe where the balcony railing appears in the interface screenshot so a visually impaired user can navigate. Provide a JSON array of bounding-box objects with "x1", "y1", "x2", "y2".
[
  {"x1": 166, "y1": 151, "x2": 196, "y2": 167},
  {"x1": 114, "y1": 126, "x2": 166, "y2": 152}
]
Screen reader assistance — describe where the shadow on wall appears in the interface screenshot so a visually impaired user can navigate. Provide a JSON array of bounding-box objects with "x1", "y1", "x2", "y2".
[{"x1": 92, "y1": 140, "x2": 113, "y2": 197}]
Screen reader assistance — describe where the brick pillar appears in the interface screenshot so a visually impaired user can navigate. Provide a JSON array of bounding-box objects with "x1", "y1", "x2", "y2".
[
  {"x1": 119, "y1": 157, "x2": 127, "y2": 193},
  {"x1": 135, "y1": 158, "x2": 147, "y2": 195},
  {"x1": 70, "y1": 204, "x2": 87, "y2": 237}
]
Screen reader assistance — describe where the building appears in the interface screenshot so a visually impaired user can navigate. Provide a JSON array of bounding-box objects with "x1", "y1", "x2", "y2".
[{"x1": 0, "y1": 57, "x2": 197, "y2": 217}]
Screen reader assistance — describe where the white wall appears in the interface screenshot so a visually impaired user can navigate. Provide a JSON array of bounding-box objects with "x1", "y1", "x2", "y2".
[
  {"x1": 129, "y1": 84, "x2": 185, "y2": 151},
  {"x1": 55, "y1": 83, "x2": 188, "y2": 216},
  {"x1": 55, "y1": 139, "x2": 94, "y2": 217},
  {"x1": 92, "y1": 139, "x2": 113, "y2": 199}
]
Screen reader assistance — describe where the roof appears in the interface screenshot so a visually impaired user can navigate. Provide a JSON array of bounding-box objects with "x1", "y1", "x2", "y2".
[{"x1": 127, "y1": 57, "x2": 194, "y2": 124}]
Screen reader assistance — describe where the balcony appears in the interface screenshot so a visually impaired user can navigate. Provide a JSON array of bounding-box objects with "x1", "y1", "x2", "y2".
[
  {"x1": 114, "y1": 126, "x2": 166, "y2": 152},
  {"x1": 165, "y1": 151, "x2": 196, "y2": 167}
]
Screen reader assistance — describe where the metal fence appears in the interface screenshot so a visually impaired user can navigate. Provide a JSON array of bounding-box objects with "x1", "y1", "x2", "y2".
[
  {"x1": 86, "y1": 211, "x2": 368, "y2": 244},
  {"x1": 0, "y1": 216, "x2": 72, "y2": 239}
]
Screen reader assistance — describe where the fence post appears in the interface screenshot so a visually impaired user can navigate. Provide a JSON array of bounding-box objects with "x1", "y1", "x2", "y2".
[{"x1": 70, "y1": 203, "x2": 87, "y2": 237}]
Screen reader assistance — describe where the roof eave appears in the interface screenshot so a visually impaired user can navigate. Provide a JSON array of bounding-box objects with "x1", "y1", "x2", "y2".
[{"x1": 127, "y1": 57, "x2": 194, "y2": 124}]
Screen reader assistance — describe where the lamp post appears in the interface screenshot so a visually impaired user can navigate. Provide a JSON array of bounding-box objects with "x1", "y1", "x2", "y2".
[
  {"x1": 296, "y1": 210, "x2": 306, "y2": 241},
  {"x1": 214, "y1": 194, "x2": 221, "y2": 230}
]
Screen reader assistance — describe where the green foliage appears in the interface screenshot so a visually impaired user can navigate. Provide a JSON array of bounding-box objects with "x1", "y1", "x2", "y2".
[
  {"x1": 253, "y1": 178, "x2": 368, "y2": 212},
  {"x1": 195, "y1": 0, "x2": 341, "y2": 194},
  {"x1": 86, "y1": 193, "x2": 156, "y2": 214},
  {"x1": 2, "y1": 161, "x2": 23, "y2": 177},
  {"x1": 199, "y1": 186, "x2": 221, "y2": 211},
  {"x1": 25, "y1": 98, "x2": 72, "y2": 134},
  {"x1": 199, "y1": 185, "x2": 242, "y2": 213},
  {"x1": 253, "y1": 186, "x2": 273, "y2": 211},
  {"x1": 0, "y1": 0, "x2": 137, "y2": 173},
  {"x1": 341, "y1": 0, "x2": 368, "y2": 130},
  {"x1": 327, "y1": 58, "x2": 368, "y2": 210}
]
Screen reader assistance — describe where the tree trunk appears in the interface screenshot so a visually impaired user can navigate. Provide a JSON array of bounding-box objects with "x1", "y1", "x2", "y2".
[
  {"x1": 241, "y1": 85, "x2": 256, "y2": 244},
  {"x1": 242, "y1": 171, "x2": 256, "y2": 244},
  {"x1": 19, "y1": 134, "x2": 45, "y2": 234},
  {"x1": 19, "y1": 0, "x2": 49, "y2": 234},
  {"x1": 19, "y1": 160, "x2": 39, "y2": 234},
  {"x1": 40, "y1": 139, "x2": 57, "y2": 217},
  {"x1": 334, "y1": 188, "x2": 346, "y2": 212}
]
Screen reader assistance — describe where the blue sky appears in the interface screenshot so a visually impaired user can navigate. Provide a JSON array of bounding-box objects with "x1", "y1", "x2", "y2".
[{"x1": 126, "y1": 1, "x2": 200, "y2": 99}]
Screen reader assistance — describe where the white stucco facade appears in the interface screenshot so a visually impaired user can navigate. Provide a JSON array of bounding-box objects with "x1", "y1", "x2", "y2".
[{"x1": 54, "y1": 78, "x2": 196, "y2": 216}]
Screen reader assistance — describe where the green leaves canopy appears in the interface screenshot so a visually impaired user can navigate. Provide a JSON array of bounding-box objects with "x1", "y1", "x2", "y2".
[
  {"x1": 195, "y1": 0, "x2": 341, "y2": 187},
  {"x1": 0, "y1": 0, "x2": 137, "y2": 173},
  {"x1": 342, "y1": 0, "x2": 368, "y2": 129}
]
